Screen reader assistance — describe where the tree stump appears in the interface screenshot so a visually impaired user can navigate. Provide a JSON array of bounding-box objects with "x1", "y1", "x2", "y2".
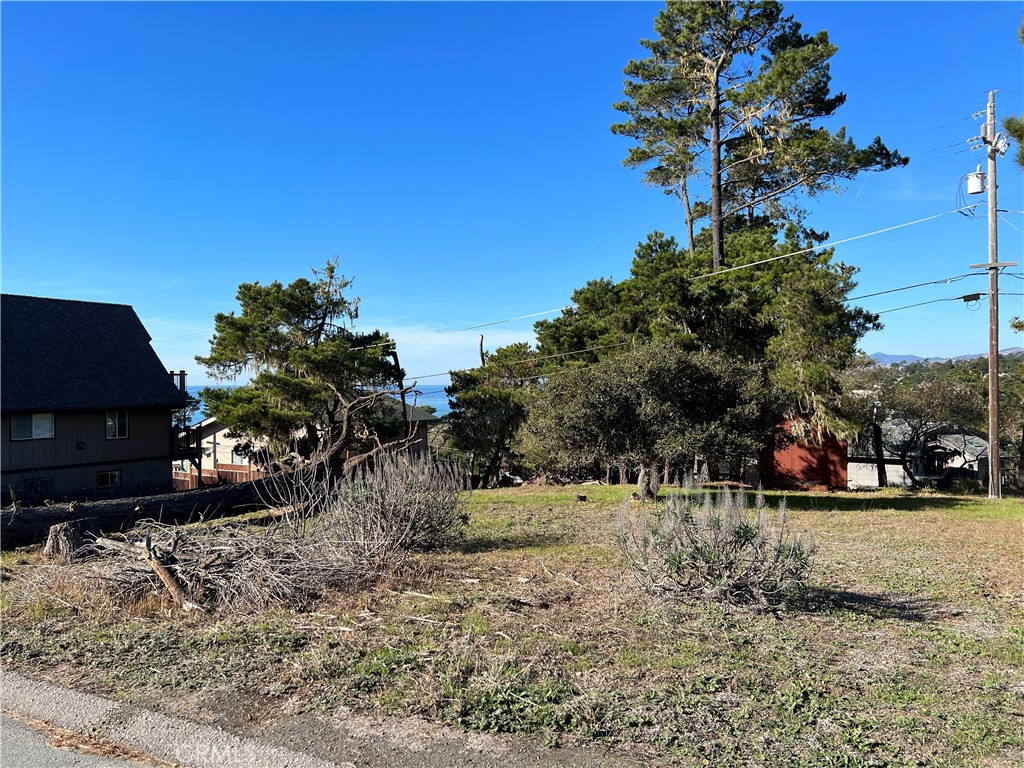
[{"x1": 42, "y1": 520, "x2": 88, "y2": 563}]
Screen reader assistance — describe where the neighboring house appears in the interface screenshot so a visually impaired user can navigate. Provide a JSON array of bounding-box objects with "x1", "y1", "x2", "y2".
[
  {"x1": 172, "y1": 397, "x2": 439, "y2": 489},
  {"x1": 754, "y1": 421, "x2": 848, "y2": 490},
  {"x1": 381, "y1": 399, "x2": 439, "y2": 459},
  {"x1": 847, "y1": 420, "x2": 989, "y2": 488},
  {"x1": 172, "y1": 416, "x2": 270, "y2": 490},
  {"x1": 1, "y1": 294, "x2": 197, "y2": 504}
]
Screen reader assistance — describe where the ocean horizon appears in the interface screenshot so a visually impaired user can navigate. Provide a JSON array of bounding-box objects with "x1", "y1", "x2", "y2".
[{"x1": 185, "y1": 384, "x2": 450, "y2": 424}]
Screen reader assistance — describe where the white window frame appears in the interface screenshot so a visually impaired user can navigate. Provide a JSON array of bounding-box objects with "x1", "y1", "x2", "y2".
[
  {"x1": 97, "y1": 470, "x2": 122, "y2": 489},
  {"x1": 105, "y1": 410, "x2": 128, "y2": 440},
  {"x1": 11, "y1": 412, "x2": 55, "y2": 441}
]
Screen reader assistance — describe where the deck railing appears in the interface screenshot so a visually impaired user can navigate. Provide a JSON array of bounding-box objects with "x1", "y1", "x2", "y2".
[{"x1": 173, "y1": 425, "x2": 201, "y2": 459}]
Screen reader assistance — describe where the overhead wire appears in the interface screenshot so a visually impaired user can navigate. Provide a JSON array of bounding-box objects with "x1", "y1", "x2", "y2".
[
  {"x1": 356, "y1": 205, "x2": 992, "y2": 360},
  {"x1": 846, "y1": 273, "x2": 980, "y2": 301},
  {"x1": 910, "y1": 139, "x2": 972, "y2": 157},
  {"x1": 404, "y1": 340, "x2": 633, "y2": 382},
  {"x1": 364, "y1": 121, "x2": 989, "y2": 309},
  {"x1": 889, "y1": 115, "x2": 974, "y2": 143},
  {"x1": 911, "y1": 146, "x2": 973, "y2": 166},
  {"x1": 360, "y1": 209, "x2": 681, "y2": 306},
  {"x1": 690, "y1": 205, "x2": 980, "y2": 281},
  {"x1": 874, "y1": 292, "x2": 1022, "y2": 315},
  {"x1": 340, "y1": 202, "x2": 1001, "y2": 383},
  {"x1": 998, "y1": 214, "x2": 1022, "y2": 234},
  {"x1": 349, "y1": 306, "x2": 572, "y2": 352},
  {"x1": 876, "y1": 293, "x2": 988, "y2": 315}
]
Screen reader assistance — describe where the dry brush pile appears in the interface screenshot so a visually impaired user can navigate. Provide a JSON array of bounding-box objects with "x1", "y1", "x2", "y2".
[{"x1": 9, "y1": 453, "x2": 469, "y2": 615}]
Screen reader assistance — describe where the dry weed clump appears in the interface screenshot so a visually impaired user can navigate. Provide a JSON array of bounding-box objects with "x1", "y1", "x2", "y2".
[
  {"x1": 6, "y1": 522, "x2": 361, "y2": 615},
  {"x1": 270, "y1": 452, "x2": 469, "y2": 572},
  {"x1": 620, "y1": 487, "x2": 815, "y2": 609}
]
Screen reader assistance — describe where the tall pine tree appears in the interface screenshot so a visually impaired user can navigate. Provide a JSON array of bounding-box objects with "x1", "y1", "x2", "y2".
[{"x1": 612, "y1": 0, "x2": 907, "y2": 268}]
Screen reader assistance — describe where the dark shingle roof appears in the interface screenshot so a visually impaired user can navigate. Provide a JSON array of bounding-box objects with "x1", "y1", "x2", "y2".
[
  {"x1": 390, "y1": 399, "x2": 440, "y2": 423},
  {"x1": 1, "y1": 294, "x2": 188, "y2": 412}
]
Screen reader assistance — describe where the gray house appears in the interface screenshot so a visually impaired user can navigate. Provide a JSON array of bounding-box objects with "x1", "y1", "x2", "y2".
[
  {"x1": 847, "y1": 419, "x2": 990, "y2": 488},
  {"x1": 1, "y1": 294, "x2": 196, "y2": 503}
]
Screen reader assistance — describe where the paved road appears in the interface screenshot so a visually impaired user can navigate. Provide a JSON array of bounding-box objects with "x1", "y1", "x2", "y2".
[
  {"x1": 2, "y1": 669, "x2": 638, "y2": 768},
  {"x1": 1, "y1": 715, "x2": 142, "y2": 768},
  {"x1": 1, "y1": 670, "x2": 340, "y2": 768}
]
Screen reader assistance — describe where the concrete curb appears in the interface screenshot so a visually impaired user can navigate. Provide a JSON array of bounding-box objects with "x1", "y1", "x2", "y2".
[{"x1": 1, "y1": 669, "x2": 347, "y2": 768}]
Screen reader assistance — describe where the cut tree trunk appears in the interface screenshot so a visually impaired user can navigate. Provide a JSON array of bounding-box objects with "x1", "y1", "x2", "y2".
[
  {"x1": 42, "y1": 519, "x2": 90, "y2": 563},
  {"x1": 2, "y1": 439, "x2": 413, "y2": 550}
]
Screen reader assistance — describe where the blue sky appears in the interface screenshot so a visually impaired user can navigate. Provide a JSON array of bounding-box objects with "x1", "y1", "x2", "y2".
[{"x1": 3, "y1": 2, "x2": 1023, "y2": 409}]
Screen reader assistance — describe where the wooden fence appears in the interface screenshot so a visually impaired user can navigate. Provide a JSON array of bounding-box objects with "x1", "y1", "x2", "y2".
[{"x1": 172, "y1": 463, "x2": 269, "y2": 491}]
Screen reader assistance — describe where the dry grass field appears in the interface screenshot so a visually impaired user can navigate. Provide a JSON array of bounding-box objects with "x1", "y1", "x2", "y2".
[{"x1": 2, "y1": 485, "x2": 1022, "y2": 767}]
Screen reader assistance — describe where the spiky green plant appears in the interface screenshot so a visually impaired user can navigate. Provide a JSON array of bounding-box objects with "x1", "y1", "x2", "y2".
[{"x1": 620, "y1": 487, "x2": 814, "y2": 609}]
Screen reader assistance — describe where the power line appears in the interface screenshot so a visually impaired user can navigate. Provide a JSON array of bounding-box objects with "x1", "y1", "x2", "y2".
[
  {"x1": 404, "y1": 340, "x2": 632, "y2": 382},
  {"x1": 350, "y1": 306, "x2": 572, "y2": 352},
  {"x1": 367, "y1": 205, "x2": 990, "y2": 360},
  {"x1": 910, "y1": 146, "x2": 972, "y2": 166},
  {"x1": 909, "y1": 139, "x2": 971, "y2": 158},
  {"x1": 890, "y1": 115, "x2": 974, "y2": 143},
  {"x1": 876, "y1": 293, "x2": 987, "y2": 316},
  {"x1": 874, "y1": 291, "x2": 1024, "y2": 314},
  {"x1": 354, "y1": 205, "x2": 991, "y2": 369},
  {"x1": 999, "y1": 214, "x2": 1022, "y2": 234},
  {"x1": 361, "y1": 209, "x2": 681, "y2": 306},
  {"x1": 847, "y1": 273, "x2": 980, "y2": 301},
  {"x1": 691, "y1": 205, "x2": 981, "y2": 281}
]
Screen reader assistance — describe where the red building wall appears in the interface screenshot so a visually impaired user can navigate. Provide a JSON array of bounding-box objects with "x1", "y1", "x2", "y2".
[{"x1": 759, "y1": 422, "x2": 848, "y2": 490}]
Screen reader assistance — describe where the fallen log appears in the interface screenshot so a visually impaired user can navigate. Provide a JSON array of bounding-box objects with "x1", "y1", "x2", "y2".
[
  {"x1": 1, "y1": 480, "x2": 271, "y2": 550},
  {"x1": 2, "y1": 439, "x2": 408, "y2": 550}
]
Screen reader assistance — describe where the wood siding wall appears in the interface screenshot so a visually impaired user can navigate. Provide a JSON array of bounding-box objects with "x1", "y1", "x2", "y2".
[
  {"x1": 758, "y1": 421, "x2": 848, "y2": 490},
  {"x1": 1, "y1": 408, "x2": 174, "y2": 502}
]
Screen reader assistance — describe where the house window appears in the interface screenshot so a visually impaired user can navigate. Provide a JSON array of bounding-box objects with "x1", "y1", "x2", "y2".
[
  {"x1": 105, "y1": 410, "x2": 128, "y2": 440},
  {"x1": 97, "y1": 470, "x2": 121, "y2": 489},
  {"x1": 25, "y1": 477, "x2": 54, "y2": 497},
  {"x1": 11, "y1": 412, "x2": 55, "y2": 440}
]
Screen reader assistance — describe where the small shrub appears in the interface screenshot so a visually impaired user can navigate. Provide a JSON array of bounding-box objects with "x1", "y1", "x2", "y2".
[
  {"x1": 620, "y1": 487, "x2": 814, "y2": 609},
  {"x1": 276, "y1": 451, "x2": 469, "y2": 573},
  {"x1": 330, "y1": 452, "x2": 469, "y2": 552}
]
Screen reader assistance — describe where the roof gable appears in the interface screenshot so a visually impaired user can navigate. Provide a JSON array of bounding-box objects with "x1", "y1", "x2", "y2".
[{"x1": 1, "y1": 294, "x2": 187, "y2": 412}]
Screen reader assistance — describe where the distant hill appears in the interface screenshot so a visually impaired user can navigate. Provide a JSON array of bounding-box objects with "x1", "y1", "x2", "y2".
[
  {"x1": 870, "y1": 353, "x2": 926, "y2": 365},
  {"x1": 869, "y1": 348, "x2": 1024, "y2": 365}
]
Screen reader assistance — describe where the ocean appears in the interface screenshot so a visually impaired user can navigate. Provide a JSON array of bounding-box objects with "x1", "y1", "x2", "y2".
[{"x1": 185, "y1": 384, "x2": 450, "y2": 424}]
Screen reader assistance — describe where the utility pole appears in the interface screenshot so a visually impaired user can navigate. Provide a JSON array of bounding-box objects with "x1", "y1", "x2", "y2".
[
  {"x1": 871, "y1": 401, "x2": 887, "y2": 488},
  {"x1": 968, "y1": 91, "x2": 1015, "y2": 498}
]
